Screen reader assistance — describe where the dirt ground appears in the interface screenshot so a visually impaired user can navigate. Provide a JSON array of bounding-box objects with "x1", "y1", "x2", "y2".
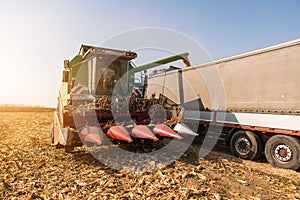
[{"x1": 0, "y1": 111, "x2": 299, "y2": 200}]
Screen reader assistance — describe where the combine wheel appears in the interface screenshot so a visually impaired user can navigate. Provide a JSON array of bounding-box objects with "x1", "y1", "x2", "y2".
[
  {"x1": 230, "y1": 130, "x2": 263, "y2": 160},
  {"x1": 265, "y1": 135, "x2": 300, "y2": 170}
]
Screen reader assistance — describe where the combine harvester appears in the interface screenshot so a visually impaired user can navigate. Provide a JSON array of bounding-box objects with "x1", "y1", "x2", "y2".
[
  {"x1": 52, "y1": 39, "x2": 300, "y2": 170},
  {"x1": 52, "y1": 45, "x2": 190, "y2": 149}
]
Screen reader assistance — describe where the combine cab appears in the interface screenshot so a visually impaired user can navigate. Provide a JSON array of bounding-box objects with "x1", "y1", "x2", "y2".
[{"x1": 51, "y1": 45, "x2": 192, "y2": 151}]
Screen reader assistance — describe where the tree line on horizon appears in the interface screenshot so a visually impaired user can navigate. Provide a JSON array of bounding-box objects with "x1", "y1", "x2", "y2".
[{"x1": 0, "y1": 104, "x2": 55, "y2": 112}]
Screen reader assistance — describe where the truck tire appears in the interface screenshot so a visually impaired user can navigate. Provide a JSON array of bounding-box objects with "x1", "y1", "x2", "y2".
[
  {"x1": 265, "y1": 135, "x2": 300, "y2": 170},
  {"x1": 230, "y1": 130, "x2": 263, "y2": 160}
]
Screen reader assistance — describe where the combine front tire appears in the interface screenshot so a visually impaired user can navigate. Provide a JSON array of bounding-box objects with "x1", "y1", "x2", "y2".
[
  {"x1": 230, "y1": 130, "x2": 263, "y2": 160},
  {"x1": 265, "y1": 135, "x2": 300, "y2": 170}
]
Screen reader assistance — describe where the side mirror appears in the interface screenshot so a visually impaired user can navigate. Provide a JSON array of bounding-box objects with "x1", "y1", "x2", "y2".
[{"x1": 64, "y1": 60, "x2": 69, "y2": 69}]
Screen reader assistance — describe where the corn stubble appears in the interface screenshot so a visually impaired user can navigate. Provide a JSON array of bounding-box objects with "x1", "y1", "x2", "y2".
[{"x1": 0, "y1": 111, "x2": 299, "y2": 199}]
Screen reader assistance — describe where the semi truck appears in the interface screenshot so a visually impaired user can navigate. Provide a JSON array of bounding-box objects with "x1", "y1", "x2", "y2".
[{"x1": 52, "y1": 39, "x2": 300, "y2": 170}]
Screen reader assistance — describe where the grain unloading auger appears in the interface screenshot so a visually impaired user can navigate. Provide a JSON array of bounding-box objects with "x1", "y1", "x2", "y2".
[{"x1": 51, "y1": 45, "x2": 195, "y2": 150}]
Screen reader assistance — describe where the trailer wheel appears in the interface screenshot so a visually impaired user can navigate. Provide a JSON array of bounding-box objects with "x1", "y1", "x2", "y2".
[
  {"x1": 265, "y1": 135, "x2": 300, "y2": 170},
  {"x1": 230, "y1": 130, "x2": 263, "y2": 160}
]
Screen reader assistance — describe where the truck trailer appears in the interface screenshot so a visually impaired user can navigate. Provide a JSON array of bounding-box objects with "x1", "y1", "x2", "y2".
[
  {"x1": 52, "y1": 39, "x2": 300, "y2": 170},
  {"x1": 147, "y1": 39, "x2": 300, "y2": 170}
]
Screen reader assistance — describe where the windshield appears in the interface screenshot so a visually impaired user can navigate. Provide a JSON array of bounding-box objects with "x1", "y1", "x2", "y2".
[{"x1": 91, "y1": 56, "x2": 129, "y2": 96}]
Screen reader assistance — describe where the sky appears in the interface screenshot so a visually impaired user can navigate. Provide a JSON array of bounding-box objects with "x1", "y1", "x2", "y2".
[{"x1": 0, "y1": 0, "x2": 299, "y2": 107}]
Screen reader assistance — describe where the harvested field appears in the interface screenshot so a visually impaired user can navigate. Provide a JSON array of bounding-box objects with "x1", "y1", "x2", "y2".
[
  {"x1": 0, "y1": 105, "x2": 55, "y2": 112},
  {"x1": 0, "y1": 111, "x2": 299, "y2": 199}
]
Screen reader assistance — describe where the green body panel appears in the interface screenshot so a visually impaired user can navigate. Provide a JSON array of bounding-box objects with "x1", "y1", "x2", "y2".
[
  {"x1": 69, "y1": 55, "x2": 83, "y2": 79},
  {"x1": 68, "y1": 55, "x2": 84, "y2": 93}
]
